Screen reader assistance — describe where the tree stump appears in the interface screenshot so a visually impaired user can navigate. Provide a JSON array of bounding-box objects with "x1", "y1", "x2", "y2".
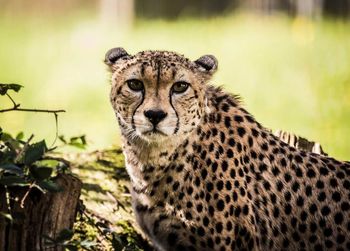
[{"x1": 0, "y1": 174, "x2": 82, "y2": 251}]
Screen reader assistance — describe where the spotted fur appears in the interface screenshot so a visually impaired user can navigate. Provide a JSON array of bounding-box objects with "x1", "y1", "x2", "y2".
[{"x1": 106, "y1": 48, "x2": 350, "y2": 251}]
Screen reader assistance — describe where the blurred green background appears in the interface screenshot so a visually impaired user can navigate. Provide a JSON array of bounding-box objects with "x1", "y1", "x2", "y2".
[{"x1": 0, "y1": 0, "x2": 349, "y2": 160}]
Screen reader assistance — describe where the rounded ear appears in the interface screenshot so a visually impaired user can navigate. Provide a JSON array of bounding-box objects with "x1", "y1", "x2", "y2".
[
  {"x1": 194, "y1": 55, "x2": 218, "y2": 74},
  {"x1": 104, "y1": 47, "x2": 130, "y2": 66}
]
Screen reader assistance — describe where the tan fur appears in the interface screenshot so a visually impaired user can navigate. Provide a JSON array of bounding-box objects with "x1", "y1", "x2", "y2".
[{"x1": 107, "y1": 49, "x2": 350, "y2": 251}]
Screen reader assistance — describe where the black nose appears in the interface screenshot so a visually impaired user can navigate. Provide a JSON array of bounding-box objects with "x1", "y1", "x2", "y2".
[{"x1": 144, "y1": 109, "x2": 167, "y2": 126}]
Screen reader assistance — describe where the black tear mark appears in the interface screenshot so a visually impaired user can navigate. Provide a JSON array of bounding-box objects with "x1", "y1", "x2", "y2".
[
  {"x1": 131, "y1": 91, "x2": 145, "y2": 130},
  {"x1": 169, "y1": 91, "x2": 179, "y2": 134}
]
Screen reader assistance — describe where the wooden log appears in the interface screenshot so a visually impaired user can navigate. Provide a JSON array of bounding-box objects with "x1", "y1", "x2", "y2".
[{"x1": 0, "y1": 174, "x2": 82, "y2": 251}]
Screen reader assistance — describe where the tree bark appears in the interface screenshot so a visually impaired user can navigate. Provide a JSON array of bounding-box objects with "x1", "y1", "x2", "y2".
[{"x1": 0, "y1": 174, "x2": 82, "y2": 251}]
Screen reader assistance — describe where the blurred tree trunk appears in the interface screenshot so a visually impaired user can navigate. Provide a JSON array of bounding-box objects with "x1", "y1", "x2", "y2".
[
  {"x1": 295, "y1": 0, "x2": 323, "y2": 18},
  {"x1": 323, "y1": 0, "x2": 350, "y2": 18},
  {"x1": 243, "y1": 0, "x2": 279, "y2": 14},
  {"x1": 99, "y1": 0, "x2": 134, "y2": 27},
  {"x1": 0, "y1": 174, "x2": 82, "y2": 251}
]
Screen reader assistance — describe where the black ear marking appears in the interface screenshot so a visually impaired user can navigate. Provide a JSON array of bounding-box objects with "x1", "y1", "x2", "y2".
[
  {"x1": 105, "y1": 47, "x2": 130, "y2": 66},
  {"x1": 194, "y1": 55, "x2": 218, "y2": 73}
]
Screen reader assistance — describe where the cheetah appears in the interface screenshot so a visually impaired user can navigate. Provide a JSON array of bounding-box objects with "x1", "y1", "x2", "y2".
[{"x1": 105, "y1": 47, "x2": 350, "y2": 251}]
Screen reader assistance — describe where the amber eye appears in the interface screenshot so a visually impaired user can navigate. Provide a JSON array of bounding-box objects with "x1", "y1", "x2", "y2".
[
  {"x1": 126, "y1": 79, "x2": 144, "y2": 92},
  {"x1": 172, "y1": 81, "x2": 189, "y2": 94}
]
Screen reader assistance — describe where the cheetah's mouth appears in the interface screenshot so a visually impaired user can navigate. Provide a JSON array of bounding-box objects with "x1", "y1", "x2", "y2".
[{"x1": 143, "y1": 128, "x2": 167, "y2": 137}]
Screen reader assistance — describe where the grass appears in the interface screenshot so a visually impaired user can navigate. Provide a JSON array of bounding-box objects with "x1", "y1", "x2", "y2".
[{"x1": 0, "y1": 7, "x2": 349, "y2": 160}]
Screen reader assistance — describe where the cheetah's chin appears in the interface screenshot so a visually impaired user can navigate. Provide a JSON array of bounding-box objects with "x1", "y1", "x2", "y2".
[{"x1": 140, "y1": 129, "x2": 169, "y2": 142}]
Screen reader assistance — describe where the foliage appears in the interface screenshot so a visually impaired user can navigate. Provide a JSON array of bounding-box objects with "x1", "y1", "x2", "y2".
[
  {"x1": 0, "y1": 83, "x2": 79, "y2": 192},
  {"x1": 71, "y1": 203, "x2": 151, "y2": 251},
  {"x1": 44, "y1": 228, "x2": 96, "y2": 251},
  {"x1": 0, "y1": 83, "x2": 89, "y2": 250},
  {"x1": 0, "y1": 83, "x2": 22, "y2": 95}
]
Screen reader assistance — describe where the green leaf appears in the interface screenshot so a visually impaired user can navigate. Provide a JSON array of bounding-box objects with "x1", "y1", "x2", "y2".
[
  {"x1": 30, "y1": 166, "x2": 53, "y2": 181},
  {"x1": 0, "y1": 83, "x2": 23, "y2": 95},
  {"x1": 36, "y1": 159, "x2": 60, "y2": 168},
  {"x1": 15, "y1": 132, "x2": 24, "y2": 140},
  {"x1": 0, "y1": 132, "x2": 14, "y2": 142},
  {"x1": 24, "y1": 140, "x2": 47, "y2": 165},
  {"x1": 64, "y1": 245, "x2": 78, "y2": 251},
  {"x1": 79, "y1": 240, "x2": 97, "y2": 248},
  {"x1": 58, "y1": 135, "x2": 67, "y2": 144},
  {"x1": 56, "y1": 229, "x2": 74, "y2": 243},
  {"x1": 42, "y1": 234, "x2": 56, "y2": 244},
  {"x1": 0, "y1": 176, "x2": 28, "y2": 186},
  {"x1": 0, "y1": 212, "x2": 13, "y2": 221},
  {"x1": 0, "y1": 163, "x2": 23, "y2": 175},
  {"x1": 69, "y1": 135, "x2": 87, "y2": 149},
  {"x1": 37, "y1": 180, "x2": 62, "y2": 192}
]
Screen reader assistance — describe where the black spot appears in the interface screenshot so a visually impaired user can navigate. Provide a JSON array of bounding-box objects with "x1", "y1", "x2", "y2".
[
  {"x1": 251, "y1": 128, "x2": 259, "y2": 137},
  {"x1": 341, "y1": 202, "x2": 350, "y2": 211},
  {"x1": 243, "y1": 205, "x2": 249, "y2": 215},
  {"x1": 237, "y1": 127, "x2": 246, "y2": 137},
  {"x1": 197, "y1": 227, "x2": 205, "y2": 236},
  {"x1": 222, "y1": 161, "x2": 228, "y2": 171},
  {"x1": 318, "y1": 192, "x2": 326, "y2": 202},
  {"x1": 309, "y1": 203, "x2": 318, "y2": 214},
  {"x1": 225, "y1": 181, "x2": 232, "y2": 190},
  {"x1": 334, "y1": 212, "x2": 344, "y2": 225},
  {"x1": 215, "y1": 222, "x2": 223, "y2": 233},
  {"x1": 321, "y1": 206, "x2": 330, "y2": 216},
  {"x1": 296, "y1": 196, "x2": 304, "y2": 207},
  {"x1": 206, "y1": 182, "x2": 214, "y2": 192},
  {"x1": 201, "y1": 169, "x2": 208, "y2": 179},
  {"x1": 332, "y1": 191, "x2": 341, "y2": 202},
  {"x1": 262, "y1": 143, "x2": 269, "y2": 151},
  {"x1": 185, "y1": 212, "x2": 192, "y2": 220},
  {"x1": 203, "y1": 216, "x2": 209, "y2": 226},
  {"x1": 220, "y1": 132, "x2": 226, "y2": 143},
  {"x1": 295, "y1": 155, "x2": 303, "y2": 163},
  {"x1": 217, "y1": 180, "x2": 224, "y2": 191},
  {"x1": 228, "y1": 138, "x2": 235, "y2": 147},
  {"x1": 292, "y1": 181, "x2": 300, "y2": 192},
  {"x1": 307, "y1": 169, "x2": 316, "y2": 178},
  {"x1": 234, "y1": 115, "x2": 244, "y2": 123},
  {"x1": 224, "y1": 116, "x2": 231, "y2": 127},
  {"x1": 167, "y1": 233, "x2": 178, "y2": 245},
  {"x1": 166, "y1": 176, "x2": 173, "y2": 184},
  {"x1": 316, "y1": 180, "x2": 324, "y2": 189},
  {"x1": 284, "y1": 173, "x2": 292, "y2": 182},
  {"x1": 195, "y1": 177, "x2": 201, "y2": 186},
  {"x1": 172, "y1": 181, "x2": 180, "y2": 191},
  {"x1": 222, "y1": 103, "x2": 230, "y2": 112},
  {"x1": 284, "y1": 204, "x2": 292, "y2": 215},
  {"x1": 196, "y1": 204, "x2": 203, "y2": 212},
  {"x1": 337, "y1": 234, "x2": 345, "y2": 244},
  {"x1": 305, "y1": 185, "x2": 313, "y2": 197},
  {"x1": 227, "y1": 149, "x2": 234, "y2": 158},
  {"x1": 217, "y1": 200, "x2": 225, "y2": 211}
]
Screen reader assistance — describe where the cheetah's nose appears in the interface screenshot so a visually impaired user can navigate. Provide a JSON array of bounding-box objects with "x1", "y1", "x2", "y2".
[{"x1": 144, "y1": 109, "x2": 167, "y2": 126}]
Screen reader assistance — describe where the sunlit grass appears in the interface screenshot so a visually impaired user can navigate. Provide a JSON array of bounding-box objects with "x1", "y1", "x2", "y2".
[{"x1": 0, "y1": 10, "x2": 349, "y2": 159}]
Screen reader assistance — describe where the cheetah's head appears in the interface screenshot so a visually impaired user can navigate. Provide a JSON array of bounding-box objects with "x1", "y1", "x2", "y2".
[{"x1": 106, "y1": 47, "x2": 217, "y2": 144}]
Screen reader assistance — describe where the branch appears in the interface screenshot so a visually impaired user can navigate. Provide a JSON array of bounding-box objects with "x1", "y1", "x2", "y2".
[
  {"x1": 5, "y1": 93, "x2": 19, "y2": 108},
  {"x1": 1, "y1": 91, "x2": 65, "y2": 114},
  {"x1": 0, "y1": 107, "x2": 65, "y2": 114}
]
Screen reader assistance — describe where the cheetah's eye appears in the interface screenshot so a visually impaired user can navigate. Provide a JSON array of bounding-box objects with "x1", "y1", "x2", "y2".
[
  {"x1": 126, "y1": 79, "x2": 144, "y2": 92},
  {"x1": 172, "y1": 81, "x2": 189, "y2": 94}
]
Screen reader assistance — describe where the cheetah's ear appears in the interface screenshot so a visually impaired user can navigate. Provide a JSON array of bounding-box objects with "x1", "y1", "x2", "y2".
[
  {"x1": 194, "y1": 55, "x2": 218, "y2": 74},
  {"x1": 104, "y1": 47, "x2": 130, "y2": 66}
]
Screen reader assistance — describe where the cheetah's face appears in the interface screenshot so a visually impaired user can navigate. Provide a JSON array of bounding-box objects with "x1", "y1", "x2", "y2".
[{"x1": 105, "y1": 48, "x2": 217, "y2": 143}]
